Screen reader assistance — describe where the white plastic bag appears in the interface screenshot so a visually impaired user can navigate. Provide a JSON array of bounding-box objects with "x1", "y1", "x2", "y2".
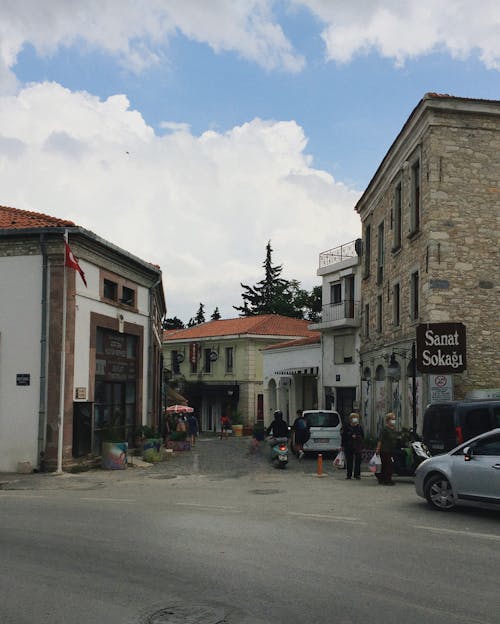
[
  {"x1": 333, "y1": 450, "x2": 345, "y2": 469},
  {"x1": 368, "y1": 452, "x2": 382, "y2": 473}
]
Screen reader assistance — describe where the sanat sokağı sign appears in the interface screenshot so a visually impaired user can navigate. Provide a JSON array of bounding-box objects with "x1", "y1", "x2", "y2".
[{"x1": 416, "y1": 322, "x2": 466, "y2": 374}]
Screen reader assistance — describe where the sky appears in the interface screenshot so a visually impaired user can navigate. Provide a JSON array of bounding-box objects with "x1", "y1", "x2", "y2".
[{"x1": 1, "y1": 1, "x2": 499, "y2": 323}]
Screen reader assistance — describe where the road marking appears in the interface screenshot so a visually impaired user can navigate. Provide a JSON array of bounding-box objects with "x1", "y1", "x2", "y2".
[
  {"x1": 288, "y1": 511, "x2": 367, "y2": 524},
  {"x1": 413, "y1": 525, "x2": 500, "y2": 542},
  {"x1": 0, "y1": 493, "x2": 46, "y2": 498},
  {"x1": 175, "y1": 502, "x2": 241, "y2": 512},
  {"x1": 80, "y1": 497, "x2": 136, "y2": 503}
]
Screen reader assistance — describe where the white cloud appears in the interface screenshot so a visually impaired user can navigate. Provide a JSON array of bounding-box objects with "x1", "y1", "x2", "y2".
[
  {"x1": 0, "y1": 82, "x2": 360, "y2": 320},
  {"x1": 0, "y1": 0, "x2": 304, "y2": 93},
  {"x1": 299, "y1": 0, "x2": 500, "y2": 69}
]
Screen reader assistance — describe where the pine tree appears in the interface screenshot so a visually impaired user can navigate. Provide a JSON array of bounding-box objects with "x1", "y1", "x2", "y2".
[
  {"x1": 234, "y1": 241, "x2": 291, "y2": 316},
  {"x1": 162, "y1": 316, "x2": 185, "y2": 330},
  {"x1": 188, "y1": 303, "x2": 205, "y2": 326},
  {"x1": 211, "y1": 307, "x2": 221, "y2": 321}
]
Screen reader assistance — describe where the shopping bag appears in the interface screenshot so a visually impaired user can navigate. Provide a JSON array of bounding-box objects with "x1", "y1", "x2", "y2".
[
  {"x1": 368, "y1": 452, "x2": 382, "y2": 473},
  {"x1": 333, "y1": 450, "x2": 345, "y2": 469}
]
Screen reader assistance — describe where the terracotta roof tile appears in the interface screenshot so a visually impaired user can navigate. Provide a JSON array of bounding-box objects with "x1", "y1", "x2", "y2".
[
  {"x1": 0, "y1": 205, "x2": 75, "y2": 230},
  {"x1": 263, "y1": 334, "x2": 321, "y2": 350},
  {"x1": 164, "y1": 315, "x2": 318, "y2": 341}
]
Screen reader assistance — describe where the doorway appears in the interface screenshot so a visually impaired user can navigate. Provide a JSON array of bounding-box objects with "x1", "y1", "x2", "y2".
[{"x1": 336, "y1": 387, "x2": 356, "y2": 423}]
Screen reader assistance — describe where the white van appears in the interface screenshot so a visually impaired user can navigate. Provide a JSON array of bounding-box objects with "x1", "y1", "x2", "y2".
[{"x1": 302, "y1": 410, "x2": 342, "y2": 454}]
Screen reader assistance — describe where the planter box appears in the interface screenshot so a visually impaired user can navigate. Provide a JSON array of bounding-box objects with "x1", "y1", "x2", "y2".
[
  {"x1": 166, "y1": 440, "x2": 191, "y2": 452},
  {"x1": 101, "y1": 442, "x2": 128, "y2": 470}
]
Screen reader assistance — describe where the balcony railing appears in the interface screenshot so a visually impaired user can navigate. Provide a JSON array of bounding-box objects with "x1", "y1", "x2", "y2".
[
  {"x1": 319, "y1": 239, "x2": 359, "y2": 269},
  {"x1": 321, "y1": 300, "x2": 360, "y2": 323}
]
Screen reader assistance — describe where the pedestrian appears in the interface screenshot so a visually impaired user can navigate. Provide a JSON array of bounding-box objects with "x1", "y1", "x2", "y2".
[
  {"x1": 292, "y1": 409, "x2": 310, "y2": 460},
  {"x1": 250, "y1": 420, "x2": 265, "y2": 453},
  {"x1": 341, "y1": 412, "x2": 364, "y2": 479},
  {"x1": 187, "y1": 412, "x2": 198, "y2": 447},
  {"x1": 176, "y1": 414, "x2": 187, "y2": 433},
  {"x1": 376, "y1": 412, "x2": 399, "y2": 485},
  {"x1": 220, "y1": 413, "x2": 231, "y2": 439}
]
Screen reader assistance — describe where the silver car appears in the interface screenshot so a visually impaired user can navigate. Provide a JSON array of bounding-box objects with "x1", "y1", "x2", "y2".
[{"x1": 415, "y1": 428, "x2": 500, "y2": 511}]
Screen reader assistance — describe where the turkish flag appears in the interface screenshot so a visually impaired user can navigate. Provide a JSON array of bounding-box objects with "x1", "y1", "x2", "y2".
[{"x1": 65, "y1": 241, "x2": 87, "y2": 287}]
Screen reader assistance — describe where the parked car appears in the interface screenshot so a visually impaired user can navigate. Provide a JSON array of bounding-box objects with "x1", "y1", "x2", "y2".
[
  {"x1": 422, "y1": 400, "x2": 500, "y2": 455},
  {"x1": 415, "y1": 428, "x2": 500, "y2": 511},
  {"x1": 302, "y1": 410, "x2": 342, "y2": 454}
]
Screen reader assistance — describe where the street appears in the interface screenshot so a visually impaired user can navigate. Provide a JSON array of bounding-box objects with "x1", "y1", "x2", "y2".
[{"x1": 1, "y1": 435, "x2": 499, "y2": 624}]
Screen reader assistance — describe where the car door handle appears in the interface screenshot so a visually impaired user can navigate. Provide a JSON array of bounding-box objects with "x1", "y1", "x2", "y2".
[{"x1": 493, "y1": 464, "x2": 500, "y2": 469}]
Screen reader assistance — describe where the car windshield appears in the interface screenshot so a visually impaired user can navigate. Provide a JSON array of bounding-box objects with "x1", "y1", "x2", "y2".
[{"x1": 305, "y1": 412, "x2": 339, "y2": 427}]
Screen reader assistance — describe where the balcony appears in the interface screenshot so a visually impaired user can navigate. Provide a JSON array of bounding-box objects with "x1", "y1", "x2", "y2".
[
  {"x1": 309, "y1": 300, "x2": 361, "y2": 331},
  {"x1": 319, "y1": 239, "x2": 359, "y2": 269}
]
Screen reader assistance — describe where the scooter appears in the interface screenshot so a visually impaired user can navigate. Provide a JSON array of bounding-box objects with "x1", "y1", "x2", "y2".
[
  {"x1": 268, "y1": 436, "x2": 289, "y2": 469},
  {"x1": 376, "y1": 436, "x2": 431, "y2": 480}
]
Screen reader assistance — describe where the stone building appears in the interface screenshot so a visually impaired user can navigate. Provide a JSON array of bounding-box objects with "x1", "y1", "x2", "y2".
[
  {"x1": 355, "y1": 94, "x2": 500, "y2": 435},
  {"x1": 0, "y1": 206, "x2": 166, "y2": 472}
]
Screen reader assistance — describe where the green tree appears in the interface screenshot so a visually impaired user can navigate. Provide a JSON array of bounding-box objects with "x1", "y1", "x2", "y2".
[
  {"x1": 188, "y1": 302, "x2": 205, "y2": 326},
  {"x1": 162, "y1": 316, "x2": 185, "y2": 330},
  {"x1": 211, "y1": 306, "x2": 221, "y2": 320},
  {"x1": 234, "y1": 241, "x2": 291, "y2": 316}
]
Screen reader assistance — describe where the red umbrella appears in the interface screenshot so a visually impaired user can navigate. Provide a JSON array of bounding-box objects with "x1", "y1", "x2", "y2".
[{"x1": 165, "y1": 405, "x2": 194, "y2": 413}]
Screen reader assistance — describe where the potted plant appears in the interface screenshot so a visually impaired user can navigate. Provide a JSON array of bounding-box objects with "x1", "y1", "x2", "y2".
[
  {"x1": 135, "y1": 425, "x2": 162, "y2": 459},
  {"x1": 231, "y1": 410, "x2": 244, "y2": 437}
]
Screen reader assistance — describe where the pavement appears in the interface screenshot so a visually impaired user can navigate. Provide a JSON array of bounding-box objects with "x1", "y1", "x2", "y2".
[{"x1": 0, "y1": 433, "x2": 374, "y2": 491}]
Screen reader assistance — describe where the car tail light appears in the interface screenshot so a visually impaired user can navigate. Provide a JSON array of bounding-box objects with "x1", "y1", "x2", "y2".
[
  {"x1": 279, "y1": 445, "x2": 287, "y2": 451},
  {"x1": 455, "y1": 426, "x2": 464, "y2": 444}
]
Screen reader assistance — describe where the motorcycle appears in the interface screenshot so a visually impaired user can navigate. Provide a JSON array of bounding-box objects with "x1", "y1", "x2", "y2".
[
  {"x1": 376, "y1": 435, "x2": 431, "y2": 480},
  {"x1": 268, "y1": 436, "x2": 289, "y2": 469}
]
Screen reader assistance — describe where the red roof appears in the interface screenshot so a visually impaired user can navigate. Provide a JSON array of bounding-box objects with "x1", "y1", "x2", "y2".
[
  {"x1": 0, "y1": 205, "x2": 75, "y2": 229},
  {"x1": 164, "y1": 315, "x2": 318, "y2": 341},
  {"x1": 263, "y1": 334, "x2": 321, "y2": 350}
]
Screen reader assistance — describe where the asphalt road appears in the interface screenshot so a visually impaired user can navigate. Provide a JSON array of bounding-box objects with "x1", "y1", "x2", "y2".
[{"x1": 1, "y1": 435, "x2": 499, "y2": 624}]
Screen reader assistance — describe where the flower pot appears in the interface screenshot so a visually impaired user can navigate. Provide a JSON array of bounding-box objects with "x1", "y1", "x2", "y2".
[{"x1": 101, "y1": 441, "x2": 128, "y2": 470}]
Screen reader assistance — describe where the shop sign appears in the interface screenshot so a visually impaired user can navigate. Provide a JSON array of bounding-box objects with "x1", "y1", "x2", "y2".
[
  {"x1": 417, "y1": 323, "x2": 466, "y2": 374},
  {"x1": 16, "y1": 373, "x2": 30, "y2": 386},
  {"x1": 189, "y1": 342, "x2": 199, "y2": 365}
]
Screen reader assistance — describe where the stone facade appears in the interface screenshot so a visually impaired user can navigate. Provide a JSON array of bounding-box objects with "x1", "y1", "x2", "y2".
[{"x1": 356, "y1": 94, "x2": 500, "y2": 434}]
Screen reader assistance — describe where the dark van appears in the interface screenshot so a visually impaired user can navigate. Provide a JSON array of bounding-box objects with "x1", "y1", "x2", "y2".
[{"x1": 422, "y1": 400, "x2": 500, "y2": 455}]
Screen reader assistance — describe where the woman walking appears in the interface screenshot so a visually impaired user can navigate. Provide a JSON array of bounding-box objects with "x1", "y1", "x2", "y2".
[
  {"x1": 376, "y1": 412, "x2": 399, "y2": 485},
  {"x1": 341, "y1": 413, "x2": 364, "y2": 479}
]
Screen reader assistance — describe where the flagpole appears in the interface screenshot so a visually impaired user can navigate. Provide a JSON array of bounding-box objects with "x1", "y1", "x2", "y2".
[{"x1": 56, "y1": 230, "x2": 68, "y2": 474}]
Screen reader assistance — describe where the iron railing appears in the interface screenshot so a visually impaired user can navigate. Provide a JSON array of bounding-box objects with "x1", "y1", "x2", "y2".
[
  {"x1": 321, "y1": 300, "x2": 360, "y2": 323},
  {"x1": 319, "y1": 239, "x2": 359, "y2": 269}
]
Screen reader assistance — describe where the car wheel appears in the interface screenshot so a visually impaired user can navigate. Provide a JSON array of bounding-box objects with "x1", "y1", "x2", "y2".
[{"x1": 424, "y1": 474, "x2": 456, "y2": 511}]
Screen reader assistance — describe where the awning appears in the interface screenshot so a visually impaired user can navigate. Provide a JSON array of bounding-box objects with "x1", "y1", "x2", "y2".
[
  {"x1": 167, "y1": 387, "x2": 188, "y2": 405},
  {"x1": 274, "y1": 367, "x2": 319, "y2": 376}
]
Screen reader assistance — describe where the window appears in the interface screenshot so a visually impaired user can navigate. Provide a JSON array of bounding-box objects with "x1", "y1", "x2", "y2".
[
  {"x1": 364, "y1": 303, "x2": 370, "y2": 338},
  {"x1": 364, "y1": 224, "x2": 371, "y2": 277},
  {"x1": 393, "y1": 283, "x2": 401, "y2": 327},
  {"x1": 376, "y1": 295, "x2": 382, "y2": 333},
  {"x1": 121, "y1": 286, "x2": 135, "y2": 306},
  {"x1": 334, "y1": 335, "x2": 354, "y2": 364},
  {"x1": 464, "y1": 408, "x2": 493, "y2": 440},
  {"x1": 171, "y1": 350, "x2": 180, "y2": 375},
  {"x1": 377, "y1": 221, "x2": 384, "y2": 285},
  {"x1": 410, "y1": 271, "x2": 419, "y2": 320},
  {"x1": 204, "y1": 348, "x2": 212, "y2": 373},
  {"x1": 472, "y1": 434, "x2": 500, "y2": 456},
  {"x1": 103, "y1": 279, "x2": 118, "y2": 301},
  {"x1": 393, "y1": 181, "x2": 402, "y2": 250},
  {"x1": 330, "y1": 282, "x2": 342, "y2": 304},
  {"x1": 410, "y1": 159, "x2": 421, "y2": 235},
  {"x1": 305, "y1": 411, "x2": 340, "y2": 428},
  {"x1": 225, "y1": 347, "x2": 234, "y2": 373}
]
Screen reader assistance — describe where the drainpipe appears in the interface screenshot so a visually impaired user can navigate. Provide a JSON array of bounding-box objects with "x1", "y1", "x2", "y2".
[
  {"x1": 37, "y1": 234, "x2": 48, "y2": 469},
  {"x1": 147, "y1": 277, "x2": 161, "y2": 427}
]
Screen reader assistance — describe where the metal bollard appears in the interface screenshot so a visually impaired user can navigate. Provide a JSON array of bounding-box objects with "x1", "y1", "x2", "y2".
[{"x1": 317, "y1": 453, "x2": 323, "y2": 476}]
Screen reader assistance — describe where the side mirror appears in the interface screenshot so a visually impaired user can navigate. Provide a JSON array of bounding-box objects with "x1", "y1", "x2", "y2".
[{"x1": 463, "y1": 446, "x2": 473, "y2": 461}]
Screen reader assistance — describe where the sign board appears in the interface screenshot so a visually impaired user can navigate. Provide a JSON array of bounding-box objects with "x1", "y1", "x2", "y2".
[
  {"x1": 429, "y1": 374, "x2": 453, "y2": 402},
  {"x1": 208, "y1": 351, "x2": 218, "y2": 362},
  {"x1": 16, "y1": 373, "x2": 30, "y2": 386},
  {"x1": 416, "y1": 322, "x2": 466, "y2": 374},
  {"x1": 75, "y1": 387, "x2": 87, "y2": 400}
]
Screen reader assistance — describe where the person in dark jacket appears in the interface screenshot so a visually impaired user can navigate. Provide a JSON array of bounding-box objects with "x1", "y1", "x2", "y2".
[
  {"x1": 266, "y1": 410, "x2": 289, "y2": 440},
  {"x1": 376, "y1": 412, "x2": 399, "y2": 485},
  {"x1": 341, "y1": 412, "x2": 365, "y2": 479},
  {"x1": 292, "y1": 409, "x2": 310, "y2": 459}
]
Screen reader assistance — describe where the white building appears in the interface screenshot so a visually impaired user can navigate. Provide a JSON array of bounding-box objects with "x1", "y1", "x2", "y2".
[
  {"x1": 262, "y1": 335, "x2": 321, "y2": 424},
  {"x1": 309, "y1": 240, "x2": 363, "y2": 425},
  {"x1": 0, "y1": 206, "x2": 165, "y2": 472}
]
